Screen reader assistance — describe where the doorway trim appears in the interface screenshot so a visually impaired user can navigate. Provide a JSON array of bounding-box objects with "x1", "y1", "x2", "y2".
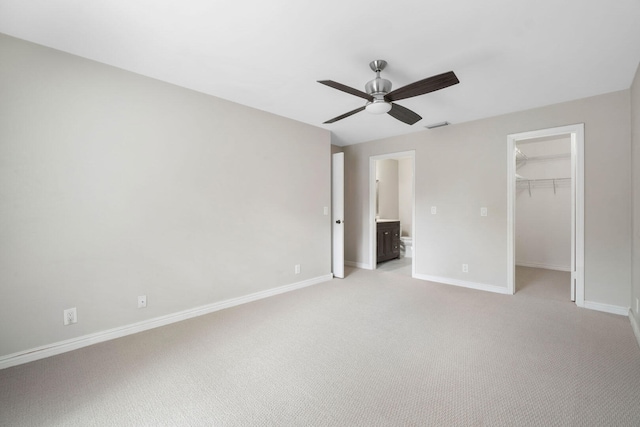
[
  {"x1": 507, "y1": 124, "x2": 585, "y2": 306},
  {"x1": 369, "y1": 150, "x2": 416, "y2": 275}
]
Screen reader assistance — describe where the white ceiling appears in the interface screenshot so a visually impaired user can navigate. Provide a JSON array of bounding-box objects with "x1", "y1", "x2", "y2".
[{"x1": 1, "y1": 0, "x2": 639, "y2": 145}]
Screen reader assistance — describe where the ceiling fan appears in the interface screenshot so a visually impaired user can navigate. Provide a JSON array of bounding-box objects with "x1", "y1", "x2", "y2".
[{"x1": 318, "y1": 60, "x2": 459, "y2": 125}]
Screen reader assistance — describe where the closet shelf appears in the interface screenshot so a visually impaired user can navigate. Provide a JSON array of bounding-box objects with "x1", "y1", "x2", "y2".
[
  {"x1": 516, "y1": 177, "x2": 571, "y2": 182},
  {"x1": 522, "y1": 153, "x2": 570, "y2": 163},
  {"x1": 516, "y1": 177, "x2": 571, "y2": 196},
  {"x1": 516, "y1": 152, "x2": 570, "y2": 169},
  {"x1": 515, "y1": 147, "x2": 528, "y2": 160}
]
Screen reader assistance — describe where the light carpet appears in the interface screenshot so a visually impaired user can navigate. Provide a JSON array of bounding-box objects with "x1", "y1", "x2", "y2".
[{"x1": 1, "y1": 267, "x2": 639, "y2": 426}]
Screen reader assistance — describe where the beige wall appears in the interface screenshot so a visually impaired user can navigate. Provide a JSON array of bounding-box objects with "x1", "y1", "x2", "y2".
[
  {"x1": 344, "y1": 90, "x2": 631, "y2": 308},
  {"x1": 632, "y1": 62, "x2": 640, "y2": 327},
  {"x1": 0, "y1": 34, "x2": 331, "y2": 358},
  {"x1": 376, "y1": 159, "x2": 399, "y2": 220}
]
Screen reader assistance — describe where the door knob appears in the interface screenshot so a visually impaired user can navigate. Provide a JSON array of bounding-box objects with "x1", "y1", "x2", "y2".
[{"x1": 336, "y1": 220, "x2": 342, "y2": 224}]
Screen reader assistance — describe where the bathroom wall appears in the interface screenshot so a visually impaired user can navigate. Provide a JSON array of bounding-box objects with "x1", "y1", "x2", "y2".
[{"x1": 376, "y1": 159, "x2": 399, "y2": 219}]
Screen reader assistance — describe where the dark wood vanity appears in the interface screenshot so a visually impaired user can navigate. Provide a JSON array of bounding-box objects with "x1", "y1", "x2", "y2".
[{"x1": 377, "y1": 220, "x2": 400, "y2": 263}]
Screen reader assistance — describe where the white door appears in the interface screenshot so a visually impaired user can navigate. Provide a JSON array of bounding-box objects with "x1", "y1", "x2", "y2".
[{"x1": 332, "y1": 152, "x2": 344, "y2": 278}]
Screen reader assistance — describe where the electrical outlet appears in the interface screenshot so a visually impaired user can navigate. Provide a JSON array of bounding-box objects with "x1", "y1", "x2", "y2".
[
  {"x1": 295, "y1": 264, "x2": 301, "y2": 274},
  {"x1": 63, "y1": 308, "x2": 77, "y2": 326},
  {"x1": 462, "y1": 264, "x2": 469, "y2": 273},
  {"x1": 480, "y1": 207, "x2": 488, "y2": 217},
  {"x1": 138, "y1": 295, "x2": 147, "y2": 308}
]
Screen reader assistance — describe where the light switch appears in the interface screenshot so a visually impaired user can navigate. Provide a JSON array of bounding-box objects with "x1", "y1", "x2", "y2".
[
  {"x1": 323, "y1": 206, "x2": 329, "y2": 215},
  {"x1": 481, "y1": 207, "x2": 488, "y2": 217},
  {"x1": 431, "y1": 206, "x2": 437, "y2": 215}
]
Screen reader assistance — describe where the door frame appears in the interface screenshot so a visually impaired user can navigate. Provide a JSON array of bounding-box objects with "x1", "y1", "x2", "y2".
[
  {"x1": 369, "y1": 150, "x2": 416, "y2": 275},
  {"x1": 506, "y1": 124, "x2": 584, "y2": 305}
]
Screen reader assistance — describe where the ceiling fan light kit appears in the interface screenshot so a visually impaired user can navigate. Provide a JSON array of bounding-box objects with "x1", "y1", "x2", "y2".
[
  {"x1": 318, "y1": 60, "x2": 459, "y2": 125},
  {"x1": 365, "y1": 99, "x2": 392, "y2": 114}
]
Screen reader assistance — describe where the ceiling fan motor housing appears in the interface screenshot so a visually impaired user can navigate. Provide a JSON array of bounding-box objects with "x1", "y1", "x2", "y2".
[{"x1": 365, "y1": 77, "x2": 392, "y2": 95}]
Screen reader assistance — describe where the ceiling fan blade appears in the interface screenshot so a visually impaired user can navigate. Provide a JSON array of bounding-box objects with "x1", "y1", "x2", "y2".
[
  {"x1": 385, "y1": 71, "x2": 459, "y2": 102},
  {"x1": 318, "y1": 80, "x2": 374, "y2": 102},
  {"x1": 387, "y1": 103, "x2": 422, "y2": 125},
  {"x1": 323, "y1": 106, "x2": 366, "y2": 124}
]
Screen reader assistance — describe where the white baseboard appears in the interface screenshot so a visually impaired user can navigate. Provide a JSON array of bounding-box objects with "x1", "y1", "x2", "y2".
[
  {"x1": 345, "y1": 260, "x2": 371, "y2": 269},
  {"x1": 0, "y1": 274, "x2": 333, "y2": 370},
  {"x1": 583, "y1": 301, "x2": 629, "y2": 316},
  {"x1": 412, "y1": 273, "x2": 511, "y2": 295},
  {"x1": 630, "y1": 311, "x2": 640, "y2": 350},
  {"x1": 515, "y1": 262, "x2": 571, "y2": 272}
]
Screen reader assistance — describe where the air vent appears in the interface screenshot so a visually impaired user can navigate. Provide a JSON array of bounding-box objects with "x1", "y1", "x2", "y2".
[{"x1": 425, "y1": 121, "x2": 450, "y2": 129}]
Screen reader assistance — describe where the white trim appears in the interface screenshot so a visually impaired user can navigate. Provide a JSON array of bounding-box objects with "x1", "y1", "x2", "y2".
[
  {"x1": 369, "y1": 151, "x2": 416, "y2": 274},
  {"x1": 507, "y1": 137, "x2": 516, "y2": 294},
  {"x1": 345, "y1": 260, "x2": 370, "y2": 269},
  {"x1": 0, "y1": 274, "x2": 333, "y2": 370},
  {"x1": 575, "y1": 125, "x2": 585, "y2": 305},
  {"x1": 507, "y1": 124, "x2": 585, "y2": 306},
  {"x1": 332, "y1": 152, "x2": 345, "y2": 278},
  {"x1": 515, "y1": 262, "x2": 571, "y2": 272},
  {"x1": 413, "y1": 273, "x2": 511, "y2": 295},
  {"x1": 583, "y1": 301, "x2": 629, "y2": 316},
  {"x1": 630, "y1": 311, "x2": 640, "y2": 350}
]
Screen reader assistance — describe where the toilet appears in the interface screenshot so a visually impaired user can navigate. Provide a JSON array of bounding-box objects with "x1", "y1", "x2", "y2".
[{"x1": 400, "y1": 236, "x2": 413, "y2": 258}]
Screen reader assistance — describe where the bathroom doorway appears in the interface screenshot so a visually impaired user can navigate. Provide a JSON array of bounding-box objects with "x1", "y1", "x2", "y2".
[{"x1": 369, "y1": 151, "x2": 415, "y2": 277}]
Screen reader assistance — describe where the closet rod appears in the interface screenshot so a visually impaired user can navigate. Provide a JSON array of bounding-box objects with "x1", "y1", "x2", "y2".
[
  {"x1": 516, "y1": 177, "x2": 570, "y2": 197},
  {"x1": 516, "y1": 177, "x2": 571, "y2": 182}
]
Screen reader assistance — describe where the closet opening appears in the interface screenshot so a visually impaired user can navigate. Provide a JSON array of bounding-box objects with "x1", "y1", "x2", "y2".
[
  {"x1": 507, "y1": 124, "x2": 584, "y2": 306},
  {"x1": 516, "y1": 136, "x2": 572, "y2": 299}
]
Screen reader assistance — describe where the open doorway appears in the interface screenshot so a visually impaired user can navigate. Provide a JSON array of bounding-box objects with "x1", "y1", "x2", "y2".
[
  {"x1": 515, "y1": 136, "x2": 572, "y2": 300},
  {"x1": 507, "y1": 124, "x2": 584, "y2": 306},
  {"x1": 369, "y1": 151, "x2": 415, "y2": 277}
]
